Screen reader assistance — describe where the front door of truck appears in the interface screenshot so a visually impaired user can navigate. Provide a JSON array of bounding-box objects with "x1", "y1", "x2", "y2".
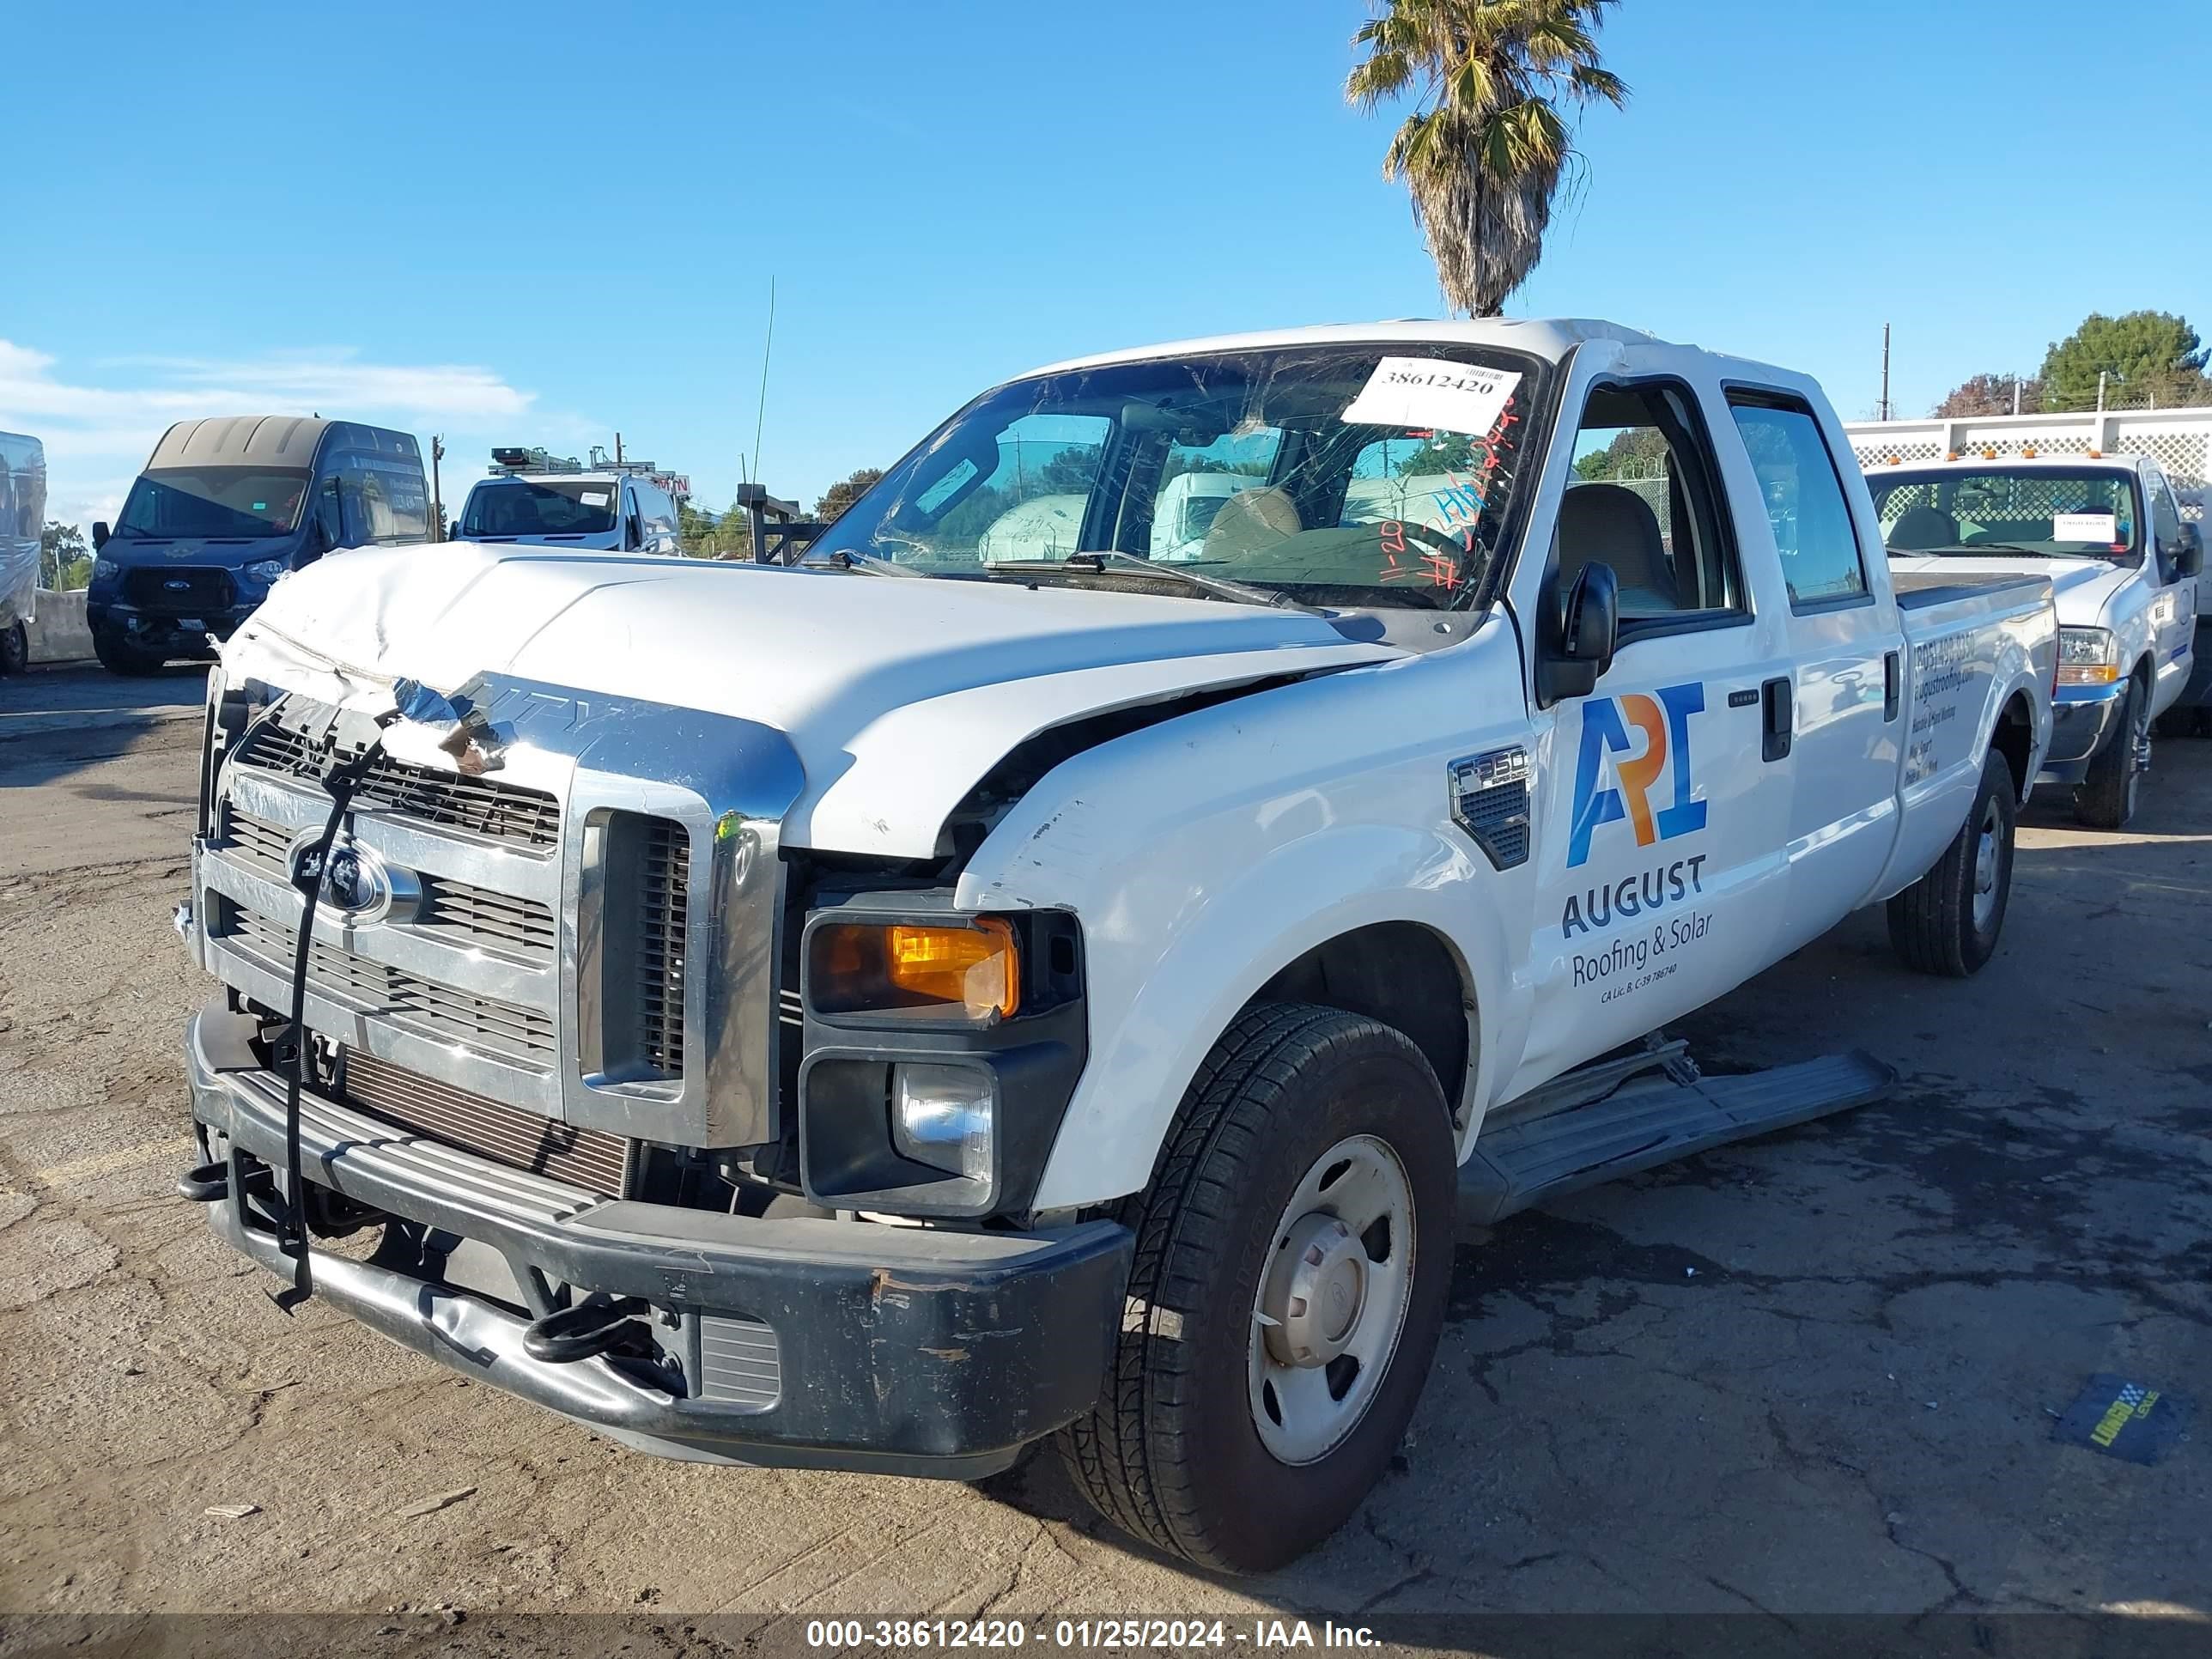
[
  {"x1": 1511, "y1": 364, "x2": 1800, "y2": 1089},
  {"x1": 1723, "y1": 390, "x2": 1902, "y2": 939},
  {"x1": 2146, "y1": 466, "x2": 2198, "y2": 704}
]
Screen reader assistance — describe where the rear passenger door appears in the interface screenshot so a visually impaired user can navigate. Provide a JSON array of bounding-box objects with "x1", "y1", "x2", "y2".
[
  {"x1": 1516, "y1": 369, "x2": 1799, "y2": 1083},
  {"x1": 1723, "y1": 390, "x2": 1903, "y2": 933}
]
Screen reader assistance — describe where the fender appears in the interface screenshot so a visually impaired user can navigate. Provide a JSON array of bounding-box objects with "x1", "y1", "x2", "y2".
[
  {"x1": 1871, "y1": 617, "x2": 2052, "y2": 904},
  {"x1": 954, "y1": 636, "x2": 1538, "y2": 1211},
  {"x1": 968, "y1": 819, "x2": 1522, "y2": 1211}
]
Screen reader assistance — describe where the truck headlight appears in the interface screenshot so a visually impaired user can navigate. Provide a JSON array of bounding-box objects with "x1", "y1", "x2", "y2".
[
  {"x1": 244, "y1": 558, "x2": 289, "y2": 585},
  {"x1": 2057, "y1": 626, "x2": 2120, "y2": 685},
  {"x1": 93, "y1": 556, "x2": 118, "y2": 580},
  {"x1": 809, "y1": 918, "x2": 1019, "y2": 1022},
  {"x1": 890, "y1": 1064, "x2": 995, "y2": 1181}
]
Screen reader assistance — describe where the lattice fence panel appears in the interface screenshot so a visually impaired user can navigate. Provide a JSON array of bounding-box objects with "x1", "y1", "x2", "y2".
[
  {"x1": 2134, "y1": 430, "x2": 2209, "y2": 492},
  {"x1": 1851, "y1": 437, "x2": 1943, "y2": 468}
]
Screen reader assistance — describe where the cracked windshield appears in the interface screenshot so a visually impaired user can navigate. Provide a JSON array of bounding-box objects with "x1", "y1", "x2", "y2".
[{"x1": 809, "y1": 343, "x2": 1544, "y2": 609}]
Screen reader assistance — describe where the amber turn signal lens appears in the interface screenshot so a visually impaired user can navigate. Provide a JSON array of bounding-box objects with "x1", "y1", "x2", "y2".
[{"x1": 887, "y1": 920, "x2": 1019, "y2": 1018}]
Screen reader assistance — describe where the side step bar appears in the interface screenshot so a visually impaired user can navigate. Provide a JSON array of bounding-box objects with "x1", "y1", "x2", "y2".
[{"x1": 1460, "y1": 1048, "x2": 1896, "y2": 1226}]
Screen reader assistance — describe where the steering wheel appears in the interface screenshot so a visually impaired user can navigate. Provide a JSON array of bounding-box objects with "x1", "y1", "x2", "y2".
[
  {"x1": 1389, "y1": 520, "x2": 1469, "y2": 559},
  {"x1": 1376, "y1": 517, "x2": 1479, "y2": 586}
]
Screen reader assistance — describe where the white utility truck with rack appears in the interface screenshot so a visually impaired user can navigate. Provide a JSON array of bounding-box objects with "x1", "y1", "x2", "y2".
[
  {"x1": 1851, "y1": 409, "x2": 2212, "y2": 738},
  {"x1": 1863, "y1": 450, "x2": 2200, "y2": 826},
  {"x1": 173, "y1": 320, "x2": 2055, "y2": 1571}
]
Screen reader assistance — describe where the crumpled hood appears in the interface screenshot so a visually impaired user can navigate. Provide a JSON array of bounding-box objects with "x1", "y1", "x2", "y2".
[
  {"x1": 225, "y1": 542, "x2": 1401, "y2": 856},
  {"x1": 1885, "y1": 554, "x2": 2127, "y2": 623}
]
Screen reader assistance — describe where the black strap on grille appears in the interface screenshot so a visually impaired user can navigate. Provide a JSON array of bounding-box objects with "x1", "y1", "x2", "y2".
[{"x1": 270, "y1": 715, "x2": 398, "y2": 1312}]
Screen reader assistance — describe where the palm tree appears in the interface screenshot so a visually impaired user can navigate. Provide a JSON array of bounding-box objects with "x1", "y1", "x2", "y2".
[{"x1": 1348, "y1": 0, "x2": 1628, "y2": 317}]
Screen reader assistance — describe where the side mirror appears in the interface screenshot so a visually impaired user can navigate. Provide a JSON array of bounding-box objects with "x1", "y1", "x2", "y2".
[
  {"x1": 1538, "y1": 561, "x2": 1620, "y2": 706},
  {"x1": 2179, "y1": 524, "x2": 2204, "y2": 579},
  {"x1": 92, "y1": 520, "x2": 111, "y2": 551}
]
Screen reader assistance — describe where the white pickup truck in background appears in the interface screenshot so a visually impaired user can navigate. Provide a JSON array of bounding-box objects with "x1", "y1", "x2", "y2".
[
  {"x1": 176, "y1": 319, "x2": 2055, "y2": 1573},
  {"x1": 1867, "y1": 452, "x2": 2202, "y2": 826}
]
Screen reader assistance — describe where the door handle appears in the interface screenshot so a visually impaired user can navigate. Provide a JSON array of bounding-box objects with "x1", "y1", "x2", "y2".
[
  {"x1": 1761, "y1": 677, "x2": 1792, "y2": 762},
  {"x1": 1884, "y1": 650, "x2": 1902, "y2": 721}
]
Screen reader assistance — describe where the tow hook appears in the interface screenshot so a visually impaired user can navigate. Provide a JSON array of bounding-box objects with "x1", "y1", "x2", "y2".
[
  {"x1": 177, "y1": 1158, "x2": 272, "y2": 1204},
  {"x1": 521, "y1": 1297, "x2": 652, "y2": 1364},
  {"x1": 177, "y1": 1161, "x2": 230, "y2": 1202}
]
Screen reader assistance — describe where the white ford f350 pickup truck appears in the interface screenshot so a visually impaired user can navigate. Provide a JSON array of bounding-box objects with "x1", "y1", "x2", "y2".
[
  {"x1": 175, "y1": 320, "x2": 2056, "y2": 1571},
  {"x1": 1868, "y1": 452, "x2": 2202, "y2": 828}
]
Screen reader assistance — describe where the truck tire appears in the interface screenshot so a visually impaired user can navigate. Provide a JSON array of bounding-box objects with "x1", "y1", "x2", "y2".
[
  {"x1": 94, "y1": 631, "x2": 160, "y2": 678},
  {"x1": 0, "y1": 619, "x2": 26, "y2": 677},
  {"x1": 1054, "y1": 1001, "x2": 1455, "y2": 1572},
  {"x1": 2075, "y1": 676, "x2": 2148, "y2": 830},
  {"x1": 1887, "y1": 748, "x2": 2015, "y2": 978},
  {"x1": 2154, "y1": 704, "x2": 2212, "y2": 740}
]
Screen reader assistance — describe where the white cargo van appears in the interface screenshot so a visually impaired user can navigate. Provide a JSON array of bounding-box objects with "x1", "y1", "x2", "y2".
[
  {"x1": 0, "y1": 430, "x2": 41, "y2": 675},
  {"x1": 456, "y1": 447, "x2": 682, "y2": 555}
]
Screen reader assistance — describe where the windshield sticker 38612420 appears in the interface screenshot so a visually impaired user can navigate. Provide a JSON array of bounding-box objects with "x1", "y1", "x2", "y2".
[{"x1": 1563, "y1": 681, "x2": 1714, "y2": 999}]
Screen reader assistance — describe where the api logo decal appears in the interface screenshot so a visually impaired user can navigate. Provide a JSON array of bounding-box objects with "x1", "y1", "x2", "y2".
[{"x1": 1567, "y1": 682, "x2": 1708, "y2": 868}]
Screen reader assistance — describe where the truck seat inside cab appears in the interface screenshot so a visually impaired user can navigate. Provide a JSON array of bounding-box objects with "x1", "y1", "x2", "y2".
[
  {"x1": 1558, "y1": 482, "x2": 1678, "y2": 613},
  {"x1": 1888, "y1": 505, "x2": 1960, "y2": 550},
  {"x1": 1203, "y1": 487, "x2": 1304, "y2": 559}
]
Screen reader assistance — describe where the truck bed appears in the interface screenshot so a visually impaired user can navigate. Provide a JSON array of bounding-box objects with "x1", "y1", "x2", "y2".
[{"x1": 1892, "y1": 570, "x2": 2052, "y2": 610}]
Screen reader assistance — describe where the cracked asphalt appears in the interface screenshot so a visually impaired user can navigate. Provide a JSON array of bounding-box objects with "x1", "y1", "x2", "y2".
[{"x1": 1, "y1": 664, "x2": 2207, "y2": 1644}]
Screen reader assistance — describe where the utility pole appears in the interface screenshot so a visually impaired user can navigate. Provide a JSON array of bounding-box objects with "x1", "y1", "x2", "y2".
[
  {"x1": 2097, "y1": 371, "x2": 2108, "y2": 414},
  {"x1": 2011, "y1": 378, "x2": 2021, "y2": 416},
  {"x1": 1879, "y1": 323, "x2": 1892, "y2": 422},
  {"x1": 615, "y1": 431, "x2": 623, "y2": 465},
  {"x1": 430, "y1": 434, "x2": 446, "y2": 540}
]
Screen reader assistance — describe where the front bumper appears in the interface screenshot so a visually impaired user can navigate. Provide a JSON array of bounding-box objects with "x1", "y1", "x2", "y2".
[
  {"x1": 90, "y1": 599, "x2": 256, "y2": 653},
  {"x1": 183, "y1": 1005, "x2": 1132, "y2": 1477},
  {"x1": 2039, "y1": 682, "x2": 2129, "y2": 783}
]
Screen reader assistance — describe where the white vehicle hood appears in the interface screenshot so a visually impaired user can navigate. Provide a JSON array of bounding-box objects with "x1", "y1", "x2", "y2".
[
  {"x1": 1886, "y1": 554, "x2": 2128, "y2": 623},
  {"x1": 224, "y1": 543, "x2": 1401, "y2": 857}
]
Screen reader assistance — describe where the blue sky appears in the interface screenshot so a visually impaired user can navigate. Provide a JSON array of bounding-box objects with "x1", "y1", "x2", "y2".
[{"x1": 8, "y1": 0, "x2": 2210, "y2": 532}]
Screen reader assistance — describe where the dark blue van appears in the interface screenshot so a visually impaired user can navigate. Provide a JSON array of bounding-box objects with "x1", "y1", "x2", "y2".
[{"x1": 88, "y1": 416, "x2": 429, "y2": 674}]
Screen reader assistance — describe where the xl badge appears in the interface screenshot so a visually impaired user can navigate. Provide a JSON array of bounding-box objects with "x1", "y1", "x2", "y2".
[{"x1": 286, "y1": 830, "x2": 417, "y2": 925}]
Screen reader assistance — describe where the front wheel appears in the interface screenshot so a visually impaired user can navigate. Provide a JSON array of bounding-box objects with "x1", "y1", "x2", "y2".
[
  {"x1": 1055, "y1": 1002, "x2": 1455, "y2": 1572},
  {"x1": 2154, "y1": 703, "x2": 2212, "y2": 740},
  {"x1": 1887, "y1": 748, "x2": 2017, "y2": 978},
  {"x1": 94, "y1": 631, "x2": 160, "y2": 677},
  {"x1": 0, "y1": 618, "x2": 26, "y2": 677},
  {"x1": 2075, "y1": 678, "x2": 2148, "y2": 830}
]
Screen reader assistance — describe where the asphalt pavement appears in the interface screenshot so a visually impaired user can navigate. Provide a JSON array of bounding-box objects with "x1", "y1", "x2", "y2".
[{"x1": 1, "y1": 663, "x2": 2206, "y2": 1653}]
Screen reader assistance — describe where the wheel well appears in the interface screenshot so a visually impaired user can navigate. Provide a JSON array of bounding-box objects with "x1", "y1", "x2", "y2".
[
  {"x1": 1249, "y1": 922, "x2": 1471, "y2": 1121},
  {"x1": 1991, "y1": 692, "x2": 2034, "y2": 801}
]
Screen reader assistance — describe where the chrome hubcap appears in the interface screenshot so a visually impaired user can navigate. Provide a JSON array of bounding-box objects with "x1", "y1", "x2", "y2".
[
  {"x1": 1971, "y1": 799, "x2": 2002, "y2": 932},
  {"x1": 1249, "y1": 1134, "x2": 1415, "y2": 1466}
]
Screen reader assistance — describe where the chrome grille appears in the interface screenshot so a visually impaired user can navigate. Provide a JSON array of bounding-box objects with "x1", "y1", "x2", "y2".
[
  {"x1": 338, "y1": 1048, "x2": 629, "y2": 1196},
  {"x1": 420, "y1": 878, "x2": 558, "y2": 958},
  {"x1": 236, "y1": 720, "x2": 561, "y2": 848},
  {"x1": 221, "y1": 806, "x2": 556, "y2": 962},
  {"x1": 640, "y1": 817, "x2": 688, "y2": 1075},
  {"x1": 222, "y1": 902, "x2": 556, "y2": 1066},
  {"x1": 223, "y1": 807, "x2": 295, "y2": 868}
]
